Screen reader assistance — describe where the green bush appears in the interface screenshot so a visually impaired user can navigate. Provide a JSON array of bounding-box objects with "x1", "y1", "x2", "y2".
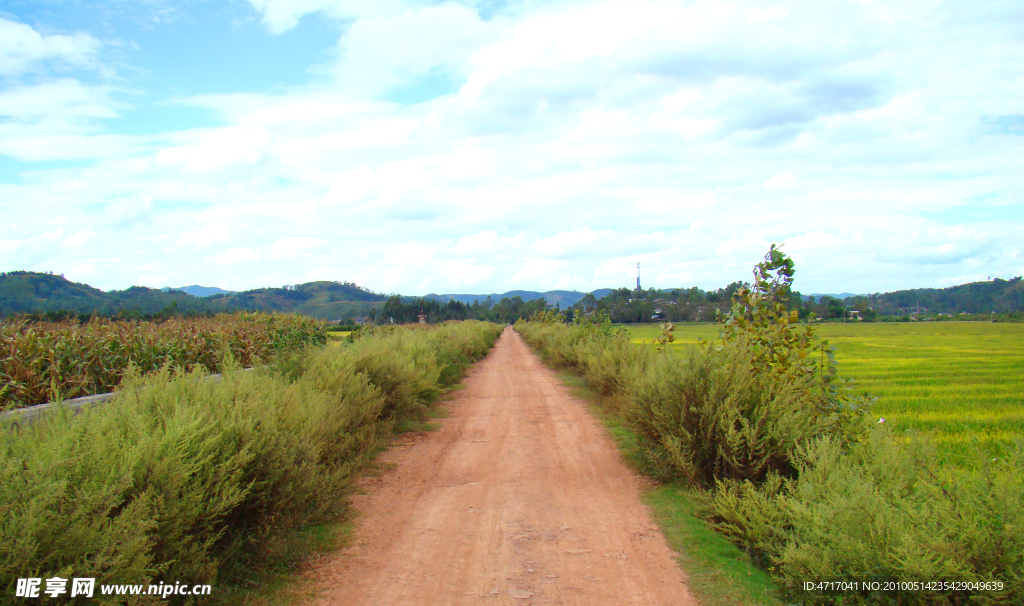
[
  {"x1": 514, "y1": 319, "x2": 582, "y2": 369},
  {"x1": 576, "y1": 331, "x2": 651, "y2": 396},
  {"x1": 0, "y1": 320, "x2": 502, "y2": 603},
  {"x1": 712, "y1": 430, "x2": 1024, "y2": 605},
  {"x1": 627, "y1": 341, "x2": 846, "y2": 486},
  {"x1": 1, "y1": 364, "x2": 374, "y2": 594},
  {"x1": 420, "y1": 321, "x2": 501, "y2": 387}
]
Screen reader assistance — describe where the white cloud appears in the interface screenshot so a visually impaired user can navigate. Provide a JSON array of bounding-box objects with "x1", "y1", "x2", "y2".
[
  {"x1": 511, "y1": 257, "x2": 569, "y2": 286},
  {"x1": 0, "y1": 18, "x2": 101, "y2": 76},
  {"x1": 715, "y1": 238, "x2": 749, "y2": 257},
  {"x1": 328, "y1": 3, "x2": 496, "y2": 97},
  {"x1": 0, "y1": 239, "x2": 30, "y2": 256},
  {"x1": 326, "y1": 164, "x2": 376, "y2": 205},
  {"x1": 0, "y1": 79, "x2": 122, "y2": 122},
  {"x1": 452, "y1": 231, "x2": 498, "y2": 256},
  {"x1": 157, "y1": 127, "x2": 270, "y2": 171},
  {"x1": 763, "y1": 171, "x2": 798, "y2": 189},
  {"x1": 212, "y1": 247, "x2": 262, "y2": 264},
  {"x1": 533, "y1": 228, "x2": 610, "y2": 258},
  {"x1": 69, "y1": 263, "x2": 99, "y2": 278},
  {"x1": 0, "y1": 79, "x2": 136, "y2": 161},
  {"x1": 746, "y1": 6, "x2": 790, "y2": 23},
  {"x1": 266, "y1": 237, "x2": 322, "y2": 260},
  {"x1": 595, "y1": 257, "x2": 641, "y2": 285},
  {"x1": 436, "y1": 259, "x2": 496, "y2": 287},
  {"x1": 785, "y1": 231, "x2": 839, "y2": 251},
  {"x1": 41, "y1": 229, "x2": 65, "y2": 242},
  {"x1": 177, "y1": 222, "x2": 232, "y2": 248},
  {"x1": 0, "y1": 20, "x2": 128, "y2": 164},
  {"x1": 61, "y1": 230, "x2": 95, "y2": 247}
]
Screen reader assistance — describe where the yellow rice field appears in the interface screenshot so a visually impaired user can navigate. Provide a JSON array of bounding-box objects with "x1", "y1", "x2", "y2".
[{"x1": 626, "y1": 322, "x2": 1024, "y2": 461}]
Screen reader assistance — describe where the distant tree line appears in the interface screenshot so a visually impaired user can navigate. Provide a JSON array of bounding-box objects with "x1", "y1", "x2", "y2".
[
  {"x1": 371, "y1": 295, "x2": 554, "y2": 325},
  {"x1": 573, "y1": 282, "x2": 759, "y2": 323},
  {"x1": 573, "y1": 276, "x2": 1024, "y2": 324}
]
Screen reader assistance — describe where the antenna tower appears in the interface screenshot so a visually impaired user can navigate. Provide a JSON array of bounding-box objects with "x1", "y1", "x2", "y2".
[{"x1": 636, "y1": 262, "x2": 641, "y2": 291}]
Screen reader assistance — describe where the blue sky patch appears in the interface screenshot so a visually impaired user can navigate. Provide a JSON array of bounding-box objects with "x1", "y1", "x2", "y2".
[
  {"x1": 0, "y1": 158, "x2": 98, "y2": 184},
  {"x1": 381, "y1": 66, "x2": 464, "y2": 105},
  {"x1": 981, "y1": 115, "x2": 1024, "y2": 136},
  {"x1": 109, "y1": 102, "x2": 223, "y2": 136}
]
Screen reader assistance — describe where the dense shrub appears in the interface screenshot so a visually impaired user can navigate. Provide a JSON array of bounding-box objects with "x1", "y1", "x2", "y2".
[
  {"x1": 514, "y1": 317, "x2": 585, "y2": 370},
  {"x1": 576, "y1": 331, "x2": 651, "y2": 396},
  {"x1": 712, "y1": 431, "x2": 1024, "y2": 604},
  {"x1": 628, "y1": 341, "x2": 850, "y2": 486},
  {"x1": 0, "y1": 320, "x2": 501, "y2": 603}
]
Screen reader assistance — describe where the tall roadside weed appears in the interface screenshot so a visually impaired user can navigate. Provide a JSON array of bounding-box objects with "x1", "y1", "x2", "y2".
[{"x1": 0, "y1": 320, "x2": 502, "y2": 603}]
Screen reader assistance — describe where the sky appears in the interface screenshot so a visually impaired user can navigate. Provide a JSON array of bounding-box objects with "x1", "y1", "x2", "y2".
[{"x1": 1, "y1": 0, "x2": 1022, "y2": 296}]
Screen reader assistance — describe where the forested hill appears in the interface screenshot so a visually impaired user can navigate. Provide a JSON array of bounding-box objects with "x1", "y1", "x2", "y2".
[
  {"x1": 0, "y1": 272, "x2": 387, "y2": 320},
  {"x1": 214, "y1": 281, "x2": 387, "y2": 319},
  {"x1": 855, "y1": 277, "x2": 1023, "y2": 315}
]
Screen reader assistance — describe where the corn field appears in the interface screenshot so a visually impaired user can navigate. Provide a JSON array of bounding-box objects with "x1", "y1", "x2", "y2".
[{"x1": 0, "y1": 313, "x2": 326, "y2": 410}]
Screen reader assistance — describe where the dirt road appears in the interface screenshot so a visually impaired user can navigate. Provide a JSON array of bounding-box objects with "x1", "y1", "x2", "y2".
[{"x1": 308, "y1": 327, "x2": 697, "y2": 605}]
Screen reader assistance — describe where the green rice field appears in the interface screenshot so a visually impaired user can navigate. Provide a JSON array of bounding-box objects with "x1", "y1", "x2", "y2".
[{"x1": 625, "y1": 322, "x2": 1024, "y2": 462}]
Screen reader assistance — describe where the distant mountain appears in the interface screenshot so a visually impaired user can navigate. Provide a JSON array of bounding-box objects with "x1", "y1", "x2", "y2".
[
  {"x1": 172, "y1": 285, "x2": 236, "y2": 297},
  {"x1": 0, "y1": 272, "x2": 387, "y2": 320},
  {"x1": 423, "y1": 289, "x2": 614, "y2": 308}
]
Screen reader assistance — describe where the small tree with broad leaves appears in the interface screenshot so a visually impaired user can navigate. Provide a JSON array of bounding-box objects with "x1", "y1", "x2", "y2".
[{"x1": 718, "y1": 244, "x2": 871, "y2": 443}]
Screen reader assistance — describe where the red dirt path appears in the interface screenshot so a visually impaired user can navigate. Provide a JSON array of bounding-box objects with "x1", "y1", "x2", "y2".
[{"x1": 306, "y1": 327, "x2": 697, "y2": 606}]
